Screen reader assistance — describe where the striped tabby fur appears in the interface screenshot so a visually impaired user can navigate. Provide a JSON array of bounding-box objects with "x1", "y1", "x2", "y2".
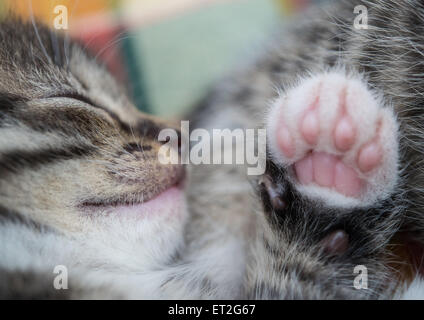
[{"x1": 2, "y1": 0, "x2": 424, "y2": 299}]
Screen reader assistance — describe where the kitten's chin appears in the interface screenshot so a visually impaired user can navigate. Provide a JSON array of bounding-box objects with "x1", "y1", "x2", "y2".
[{"x1": 76, "y1": 186, "x2": 188, "y2": 270}]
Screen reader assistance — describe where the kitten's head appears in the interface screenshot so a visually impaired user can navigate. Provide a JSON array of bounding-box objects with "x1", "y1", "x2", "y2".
[{"x1": 0, "y1": 19, "x2": 187, "y2": 265}]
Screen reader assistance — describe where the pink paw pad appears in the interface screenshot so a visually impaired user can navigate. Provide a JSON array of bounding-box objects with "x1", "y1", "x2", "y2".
[
  {"x1": 301, "y1": 109, "x2": 320, "y2": 145},
  {"x1": 267, "y1": 72, "x2": 399, "y2": 206},
  {"x1": 276, "y1": 124, "x2": 295, "y2": 158},
  {"x1": 334, "y1": 117, "x2": 355, "y2": 151},
  {"x1": 294, "y1": 152, "x2": 362, "y2": 197}
]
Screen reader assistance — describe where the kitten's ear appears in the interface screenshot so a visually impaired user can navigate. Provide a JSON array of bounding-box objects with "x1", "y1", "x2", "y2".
[{"x1": 319, "y1": 230, "x2": 349, "y2": 256}]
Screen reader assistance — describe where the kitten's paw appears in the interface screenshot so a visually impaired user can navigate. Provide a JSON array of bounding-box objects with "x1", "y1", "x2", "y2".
[{"x1": 267, "y1": 72, "x2": 399, "y2": 207}]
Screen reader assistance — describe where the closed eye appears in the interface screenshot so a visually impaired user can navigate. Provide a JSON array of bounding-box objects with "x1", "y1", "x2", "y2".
[
  {"x1": 48, "y1": 92, "x2": 103, "y2": 111},
  {"x1": 47, "y1": 93, "x2": 169, "y2": 140},
  {"x1": 47, "y1": 92, "x2": 131, "y2": 132}
]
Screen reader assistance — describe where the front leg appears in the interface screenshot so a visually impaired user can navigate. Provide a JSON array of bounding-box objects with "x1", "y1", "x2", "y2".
[{"x1": 250, "y1": 71, "x2": 404, "y2": 299}]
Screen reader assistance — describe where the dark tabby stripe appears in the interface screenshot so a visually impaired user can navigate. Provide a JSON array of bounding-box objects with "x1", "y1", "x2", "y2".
[
  {"x1": 3, "y1": 107, "x2": 112, "y2": 138},
  {"x1": 135, "y1": 119, "x2": 170, "y2": 141},
  {"x1": 0, "y1": 145, "x2": 95, "y2": 175},
  {"x1": 0, "y1": 267, "x2": 71, "y2": 300},
  {"x1": 0, "y1": 205, "x2": 49, "y2": 232},
  {"x1": 0, "y1": 205, "x2": 25, "y2": 222},
  {"x1": 0, "y1": 93, "x2": 27, "y2": 126}
]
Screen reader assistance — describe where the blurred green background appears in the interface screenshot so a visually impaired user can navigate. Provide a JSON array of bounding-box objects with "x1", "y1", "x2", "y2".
[{"x1": 133, "y1": 0, "x2": 280, "y2": 117}]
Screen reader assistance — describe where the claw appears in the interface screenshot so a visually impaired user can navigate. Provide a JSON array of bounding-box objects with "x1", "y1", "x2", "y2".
[{"x1": 259, "y1": 175, "x2": 286, "y2": 211}]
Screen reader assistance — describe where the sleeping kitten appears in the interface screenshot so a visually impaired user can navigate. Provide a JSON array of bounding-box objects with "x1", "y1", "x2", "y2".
[
  {"x1": 2, "y1": 0, "x2": 424, "y2": 300},
  {"x1": 0, "y1": 18, "x2": 247, "y2": 299}
]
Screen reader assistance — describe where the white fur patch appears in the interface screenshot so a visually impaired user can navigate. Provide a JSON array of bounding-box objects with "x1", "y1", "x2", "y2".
[
  {"x1": 266, "y1": 71, "x2": 399, "y2": 208},
  {"x1": 396, "y1": 277, "x2": 424, "y2": 300}
]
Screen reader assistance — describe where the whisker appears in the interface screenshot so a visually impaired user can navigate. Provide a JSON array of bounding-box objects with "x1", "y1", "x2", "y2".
[
  {"x1": 80, "y1": 28, "x2": 126, "y2": 60},
  {"x1": 64, "y1": 0, "x2": 82, "y2": 68},
  {"x1": 28, "y1": 0, "x2": 52, "y2": 64},
  {"x1": 64, "y1": 32, "x2": 70, "y2": 68},
  {"x1": 50, "y1": 29, "x2": 62, "y2": 65},
  {"x1": 94, "y1": 34, "x2": 134, "y2": 62}
]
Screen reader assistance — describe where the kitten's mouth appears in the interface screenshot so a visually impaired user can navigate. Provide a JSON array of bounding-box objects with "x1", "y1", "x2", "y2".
[
  {"x1": 109, "y1": 184, "x2": 186, "y2": 219},
  {"x1": 81, "y1": 166, "x2": 186, "y2": 218},
  {"x1": 81, "y1": 184, "x2": 186, "y2": 219}
]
